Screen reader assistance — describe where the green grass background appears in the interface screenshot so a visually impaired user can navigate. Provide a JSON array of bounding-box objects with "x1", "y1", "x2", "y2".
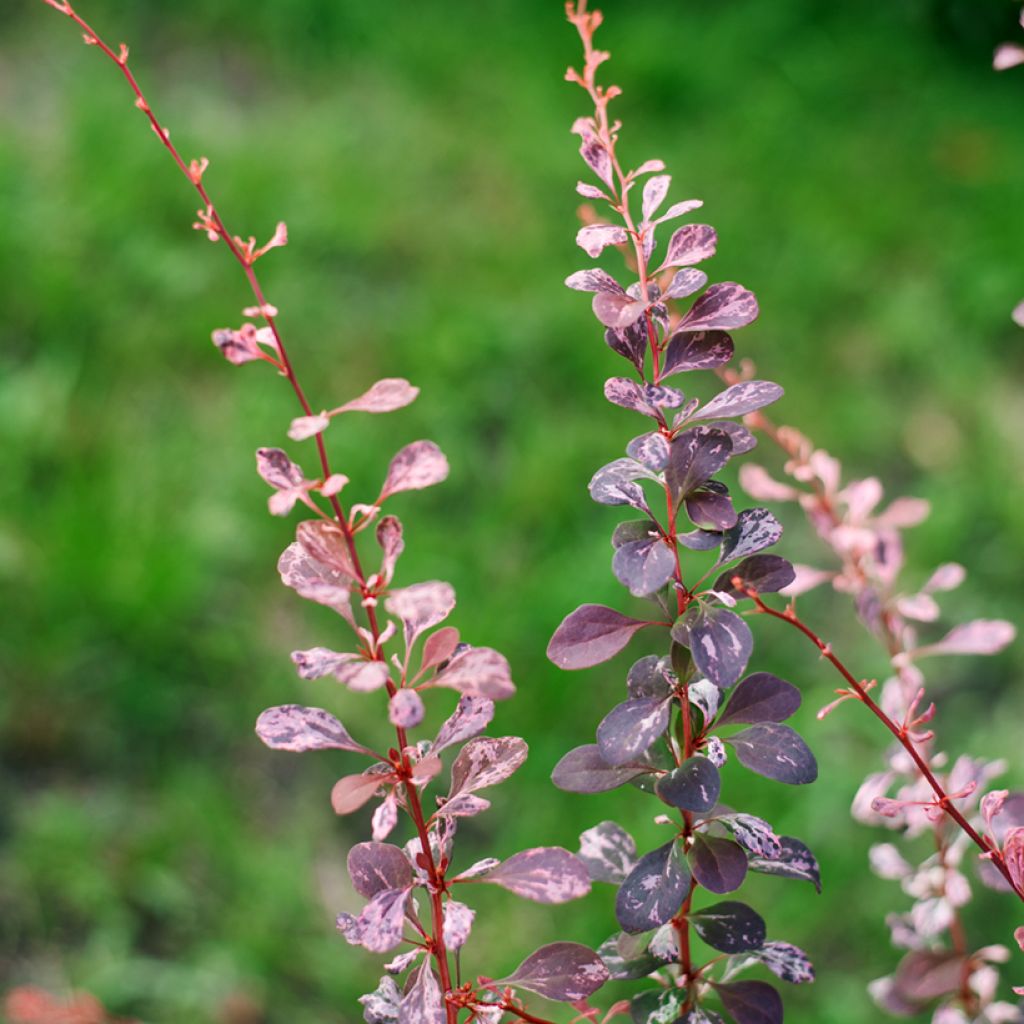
[{"x1": 2, "y1": 1, "x2": 1024, "y2": 1022}]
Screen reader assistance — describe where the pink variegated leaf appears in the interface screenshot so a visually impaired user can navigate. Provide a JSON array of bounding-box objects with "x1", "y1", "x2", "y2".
[
  {"x1": 576, "y1": 181, "x2": 609, "y2": 200},
  {"x1": 431, "y1": 695, "x2": 495, "y2": 755},
  {"x1": 296, "y1": 520, "x2": 359, "y2": 578},
  {"x1": 923, "y1": 563, "x2": 966, "y2": 593},
  {"x1": 255, "y1": 704, "x2": 374, "y2": 756},
  {"x1": 380, "y1": 441, "x2": 449, "y2": 500},
  {"x1": 592, "y1": 292, "x2": 647, "y2": 328},
  {"x1": 256, "y1": 447, "x2": 304, "y2": 490},
  {"x1": 331, "y1": 773, "x2": 389, "y2": 815},
  {"x1": 678, "y1": 282, "x2": 759, "y2": 332},
  {"x1": 347, "y1": 842, "x2": 414, "y2": 898},
  {"x1": 376, "y1": 515, "x2": 405, "y2": 584},
  {"x1": 337, "y1": 886, "x2": 412, "y2": 954},
  {"x1": 277, "y1": 541, "x2": 354, "y2": 619},
  {"x1": 358, "y1": 977, "x2": 401, "y2": 1022},
  {"x1": 212, "y1": 325, "x2": 263, "y2": 365},
  {"x1": 385, "y1": 581, "x2": 456, "y2": 646},
  {"x1": 291, "y1": 647, "x2": 356, "y2": 680},
  {"x1": 442, "y1": 900, "x2": 475, "y2": 950},
  {"x1": 389, "y1": 689, "x2": 425, "y2": 729},
  {"x1": 500, "y1": 942, "x2": 609, "y2": 1002},
  {"x1": 454, "y1": 857, "x2": 501, "y2": 881},
  {"x1": 661, "y1": 223, "x2": 717, "y2": 268},
  {"x1": 547, "y1": 604, "x2": 653, "y2": 670},
  {"x1": 421, "y1": 627, "x2": 461, "y2": 671},
  {"x1": 663, "y1": 268, "x2": 708, "y2": 300},
  {"x1": 654, "y1": 198, "x2": 703, "y2": 224},
  {"x1": 565, "y1": 268, "x2": 625, "y2": 294},
  {"x1": 641, "y1": 174, "x2": 671, "y2": 221},
  {"x1": 576, "y1": 224, "x2": 629, "y2": 258},
  {"x1": 476, "y1": 848, "x2": 591, "y2": 904},
  {"x1": 577, "y1": 821, "x2": 637, "y2": 884},
  {"x1": 399, "y1": 965, "x2": 444, "y2": 1024},
  {"x1": 912, "y1": 620, "x2": 1016, "y2": 659},
  {"x1": 384, "y1": 949, "x2": 422, "y2": 976},
  {"x1": 449, "y1": 736, "x2": 527, "y2": 798},
  {"x1": 372, "y1": 791, "x2": 399, "y2": 841},
  {"x1": 336, "y1": 660, "x2": 392, "y2": 692},
  {"x1": 288, "y1": 413, "x2": 330, "y2": 441},
  {"x1": 436, "y1": 792, "x2": 492, "y2": 819},
  {"x1": 692, "y1": 381, "x2": 783, "y2": 422},
  {"x1": 333, "y1": 378, "x2": 420, "y2": 416},
  {"x1": 433, "y1": 646, "x2": 515, "y2": 700}
]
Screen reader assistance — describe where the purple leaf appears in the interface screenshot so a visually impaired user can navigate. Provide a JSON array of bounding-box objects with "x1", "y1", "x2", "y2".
[
  {"x1": 717, "y1": 673, "x2": 801, "y2": 727},
  {"x1": 713, "y1": 981, "x2": 782, "y2": 1024},
  {"x1": 718, "y1": 814, "x2": 782, "y2": 860},
  {"x1": 689, "y1": 835, "x2": 748, "y2": 894},
  {"x1": 717, "y1": 421, "x2": 758, "y2": 455},
  {"x1": 663, "y1": 268, "x2": 708, "y2": 300},
  {"x1": 626, "y1": 432, "x2": 670, "y2": 472},
  {"x1": 672, "y1": 604, "x2": 753, "y2": 688},
  {"x1": 502, "y1": 942, "x2": 609, "y2": 1002},
  {"x1": 331, "y1": 773, "x2": 388, "y2": 815},
  {"x1": 642, "y1": 174, "x2": 671, "y2": 221},
  {"x1": 380, "y1": 440, "x2": 449, "y2": 500},
  {"x1": 333, "y1": 378, "x2": 419, "y2": 415},
  {"x1": 347, "y1": 842, "x2": 413, "y2": 899},
  {"x1": 685, "y1": 482, "x2": 739, "y2": 531},
  {"x1": 256, "y1": 447, "x2": 305, "y2": 490},
  {"x1": 277, "y1": 541, "x2": 353, "y2": 618},
  {"x1": 435, "y1": 793, "x2": 491, "y2": 819},
  {"x1": 577, "y1": 821, "x2": 637, "y2": 884},
  {"x1": 389, "y1": 689, "x2": 425, "y2": 729},
  {"x1": 589, "y1": 458, "x2": 655, "y2": 511},
  {"x1": 577, "y1": 129, "x2": 614, "y2": 187},
  {"x1": 912, "y1": 619, "x2": 1016, "y2": 658},
  {"x1": 449, "y1": 736, "x2": 528, "y2": 797},
  {"x1": 616, "y1": 839, "x2": 691, "y2": 934},
  {"x1": 430, "y1": 695, "x2": 495, "y2": 755},
  {"x1": 604, "y1": 378, "x2": 685, "y2": 419},
  {"x1": 577, "y1": 224, "x2": 629, "y2": 258},
  {"x1": 662, "y1": 330, "x2": 734, "y2": 377},
  {"x1": 605, "y1": 322, "x2": 647, "y2": 372},
  {"x1": 720, "y1": 509, "x2": 783, "y2": 564},
  {"x1": 655, "y1": 755, "x2": 721, "y2": 812},
  {"x1": 662, "y1": 223, "x2": 718, "y2": 268},
  {"x1": 565, "y1": 268, "x2": 625, "y2": 294},
  {"x1": 597, "y1": 696, "x2": 672, "y2": 767},
  {"x1": 666, "y1": 427, "x2": 733, "y2": 498},
  {"x1": 385, "y1": 581, "x2": 456, "y2": 645},
  {"x1": 627, "y1": 654, "x2": 674, "y2": 699},
  {"x1": 727, "y1": 724, "x2": 817, "y2": 785},
  {"x1": 337, "y1": 886, "x2": 412, "y2": 953},
  {"x1": 593, "y1": 292, "x2": 647, "y2": 328},
  {"x1": 748, "y1": 835, "x2": 821, "y2": 892},
  {"x1": 751, "y1": 942, "x2": 815, "y2": 985},
  {"x1": 399, "y1": 965, "x2": 444, "y2": 1024},
  {"x1": 442, "y1": 900, "x2": 475, "y2": 950},
  {"x1": 716, "y1": 555, "x2": 796, "y2": 598},
  {"x1": 476, "y1": 847, "x2": 592, "y2": 904},
  {"x1": 596, "y1": 937, "x2": 661, "y2": 982},
  {"x1": 690, "y1": 901, "x2": 765, "y2": 953},
  {"x1": 613, "y1": 537, "x2": 677, "y2": 597},
  {"x1": 552, "y1": 744, "x2": 649, "y2": 793},
  {"x1": 433, "y1": 646, "x2": 515, "y2": 700},
  {"x1": 255, "y1": 705, "x2": 374, "y2": 756},
  {"x1": 693, "y1": 381, "x2": 783, "y2": 422},
  {"x1": 547, "y1": 604, "x2": 653, "y2": 670},
  {"x1": 679, "y1": 527, "x2": 727, "y2": 552},
  {"x1": 679, "y1": 283, "x2": 759, "y2": 332}
]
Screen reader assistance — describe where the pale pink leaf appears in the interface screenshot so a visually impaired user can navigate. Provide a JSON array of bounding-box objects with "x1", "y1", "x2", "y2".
[
  {"x1": 576, "y1": 224, "x2": 629, "y2": 258},
  {"x1": 380, "y1": 440, "x2": 449, "y2": 499},
  {"x1": 430, "y1": 695, "x2": 495, "y2": 755},
  {"x1": 995, "y1": 43, "x2": 1024, "y2": 70},
  {"x1": 331, "y1": 773, "x2": 387, "y2": 815},
  {"x1": 738, "y1": 464, "x2": 799, "y2": 502},
  {"x1": 277, "y1": 541, "x2": 354, "y2": 619},
  {"x1": 442, "y1": 900, "x2": 475, "y2": 950},
  {"x1": 333, "y1": 378, "x2": 420, "y2": 416},
  {"x1": 288, "y1": 413, "x2": 330, "y2": 441},
  {"x1": 913, "y1": 620, "x2": 1016, "y2": 658},
  {"x1": 389, "y1": 689, "x2": 425, "y2": 729},
  {"x1": 433, "y1": 646, "x2": 515, "y2": 700}
]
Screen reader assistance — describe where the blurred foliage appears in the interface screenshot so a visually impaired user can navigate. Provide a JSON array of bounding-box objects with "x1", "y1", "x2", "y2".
[{"x1": 1, "y1": 0, "x2": 1024, "y2": 1022}]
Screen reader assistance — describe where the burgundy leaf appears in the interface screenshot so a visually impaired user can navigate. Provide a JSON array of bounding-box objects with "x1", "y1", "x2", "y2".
[
  {"x1": 662, "y1": 330, "x2": 734, "y2": 377},
  {"x1": 597, "y1": 696, "x2": 672, "y2": 767},
  {"x1": 666, "y1": 427, "x2": 733, "y2": 498},
  {"x1": 716, "y1": 555, "x2": 796, "y2": 598},
  {"x1": 577, "y1": 821, "x2": 637, "y2": 884},
  {"x1": 552, "y1": 744, "x2": 649, "y2": 793},
  {"x1": 399, "y1": 964, "x2": 444, "y2": 1024},
  {"x1": 434, "y1": 646, "x2": 515, "y2": 700},
  {"x1": 655, "y1": 755, "x2": 721, "y2": 812},
  {"x1": 663, "y1": 268, "x2": 708, "y2": 300},
  {"x1": 502, "y1": 942, "x2": 609, "y2": 1002},
  {"x1": 565, "y1": 268, "x2": 625, "y2": 294},
  {"x1": 431, "y1": 695, "x2": 495, "y2": 755},
  {"x1": 616, "y1": 839, "x2": 691, "y2": 934},
  {"x1": 727, "y1": 724, "x2": 818, "y2": 785},
  {"x1": 748, "y1": 835, "x2": 821, "y2": 891},
  {"x1": 548, "y1": 604, "x2": 653, "y2": 670},
  {"x1": 690, "y1": 901, "x2": 765, "y2": 953},
  {"x1": 577, "y1": 223, "x2": 629, "y2": 258},
  {"x1": 626, "y1": 654, "x2": 673, "y2": 699},
  {"x1": 333, "y1": 378, "x2": 419, "y2": 415},
  {"x1": 689, "y1": 835, "x2": 748, "y2": 894},
  {"x1": 713, "y1": 980, "x2": 782, "y2": 1024},
  {"x1": 612, "y1": 537, "x2": 677, "y2": 597},
  {"x1": 672, "y1": 604, "x2": 753, "y2": 688},
  {"x1": 679, "y1": 283, "x2": 759, "y2": 332},
  {"x1": 388, "y1": 689, "x2": 425, "y2": 729},
  {"x1": 347, "y1": 842, "x2": 413, "y2": 899},
  {"x1": 449, "y1": 736, "x2": 528, "y2": 797},
  {"x1": 693, "y1": 381, "x2": 783, "y2": 422},
  {"x1": 685, "y1": 482, "x2": 739, "y2": 531},
  {"x1": 720, "y1": 509, "x2": 783, "y2": 564},
  {"x1": 476, "y1": 847, "x2": 592, "y2": 904},
  {"x1": 380, "y1": 440, "x2": 449, "y2": 500},
  {"x1": 642, "y1": 174, "x2": 671, "y2": 221},
  {"x1": 663, "y1": 223, "x2": 718, "y2": 268},
  {"x1": 717, "y1": 673, "x2": 801, "y2": 727},
  {"x1": 255, "y1": 704, "x2": 373, "y2": 755},
  {"x1": 605, "y1": 321, "x2": 647, "y2": 372}
]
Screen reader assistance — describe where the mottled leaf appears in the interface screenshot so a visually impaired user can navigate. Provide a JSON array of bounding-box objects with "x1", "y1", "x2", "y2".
[
  {"x1": 597, "y1": 697, "x2": 672, "y2": 767},
  {"x1": 359, "y1": 976, "x2": 401, "y2": 1024},
  {"x1": 376, "y1": 515, "x2": 405, "y2": 584},
  {"x1": 720, "y1": 510, "x2": 783, "y2": 564},
  {"x1": 605, "y1": 378, "x2": 685, "y2": 419},
  {"x1": 398, "y1": 964, "x2": 444, "y2": 1024},
  {"x1": 596, "y1": 935, "x2": 660, "y2": 981},
  {"x1": 255, "y1": 705, "x2": 373, "y2": 755},
  {"x1": 626, "y1": 432, "x2": 671, "y2": 472},
  {"x1": 475, "y1": 847, "x2": 591, "y2": 904},
  {"x1": 589, "y1": 458, "x2": 656, "y2": 510},
  {"x1": 663, "y1": 223, "x2": 717, "y2": 268},
  {"x1": 296, "y1": 520, "x2": 360, "y2": 578},
  {"x1": 548, "y1": 605, "x2": 653, "y2": 670},
  {"x1": 385, "y1": 581, "x2": 456, "y2": 645},
  {"x1": 728, "y1": 724, "x2": 817, "y2": 785},
  {"x1": 578, "y1": 821, "x2": 638, "y2": 884},
  {"x1": 691, "y1": 901, "x2": 765, "y2": 953},
  {"x1": 718, "y1": 814, "x2": 782, "y2": 859},
  {"x1": 566, "y1": 268, "x2": 625, "y2": 294},
  {"x1": 606, "y1": 322, "x2": 647, "y2": 372},
  {"x1": 672, "y1": 604, "x2": 752, "y2": 689},
  {"x1": 748, "y1": 836, "x2": 821, "y2": 891},
  {"x1": 678, "y1": 283, "x2": 759, "y2": 332},
  {"x1": 662, "y1": 330, "x2": 734, "y2": 377},
  {"x1": 442, "y1": 900, "x2": 475, "y2": 950},
  {"x1": 616, "y1": 840, "x2": 691, "y2": 934},
  {"x1": 655, "y1": 755, "x2": 721, "y2": 812},
  {"x1": 577, "y1": 224, "x2": 629, "y2": 258},
  {"x1": 430, "y1": 695, "x2": 495, "y2": 755},
  {"x1": 337, "y1": 885, "x2": 411, "y2": 953},
  {"x1": 689, "y1": 835, "x2": 748, "y2": 894},
  {"x1": 717, "y1": 673, "x2": 801, "y2": 727},
  {"x1": 749, "y1": 942, "x2": 815, "y2": 984},
  {"x1": 449, "y1": 736, "x2": 528, "y2": 797},
  {"x1": 642, "y1": 174, "x2": 671, "y2": 220},
  {"x1": 502, "y1": 942, "x2": 609, "y2": 1002},
  {"x1": 433, "y1": 646, "x2": 515, "y2": 700},
  {"x1": 277, "y1": 541, "x2": 353, "y2": 617},
  {"x1": 380, "y1": 441, "x2": 449, "y2": 500},
  {"x1": 257, "y1": 447, "x2": 305, "y2": 490},
  {"x1": 693, "y1": 381, "x2": 783, "y2": 422},
  {"x1": 666, "y1": 427, "x2": 733, "y2": 498},
  {"x1": 389, "y1": 689, "x2": 425, "y2": 729},
  {"x1": 348, "y1": 843, "x2": 413, "y2": 899},
  {"x1": 663, "y1": 268, "x2": 708, "y2": 300}
]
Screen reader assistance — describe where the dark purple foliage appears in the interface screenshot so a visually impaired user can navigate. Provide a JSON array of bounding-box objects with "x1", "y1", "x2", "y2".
[
  {"x1": 597, "y1": 697, "x2": 672, "y2": 766},
  {"x1": 655, "y1": 755, "x2": 721, "y2": 812},
  {"x1": 666, "y1": 427, "x2": 733, "y2": 499},
  {"x1": 662, "y1": 330, "x2": 734, "y2": 377},
  {"x1": 717, "y1": 673, "x2": 801, "y2": 727},
  {"x1": 690, "y1": 901, "x2": 766, "y2": 953},
  {"x1": 678, "y1": 283, "x2": 759, "y2": 332},
  {"x1": 748, "y1": 836, "x2": 822, "y2": 892},
  {"x1": 347, "y1": 842, "x2": 413, "y2": 898},
  {"x1": 689, "y1": 835, "x2": 749, "y2": 894},
  {"x1": 716, "y1": 555, "x2": 796, "y2": 598},
  {"x1": 713, "y1": 980, "x2": 783, "y2": 1024},
  {"x1": 552, "y1": 744, "x2": 649, "y2": 793},
  {"x1": 672, "y1": 604, "x2": 753, "y2": 689},
  {"x1": 616, "y1": 840, "x2": 691, "y2": 934},
  {"x1": 501, "y1": 942, "x2": 610, "y2": 1002},
  {"x1": 547, "y1": 604, "x2": 653, "y2": 670},
  {"x1": 719, "y1": 509, "x2": 783, "y2": 564},
  {"x1": 727, "y1": 724, "x2": 818, "y2": 785}
]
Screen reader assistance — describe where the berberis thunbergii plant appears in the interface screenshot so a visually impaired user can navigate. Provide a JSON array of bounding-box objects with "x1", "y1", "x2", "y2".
[{"x1": 547, "y1": 4, "x2": 820, "y2": 1023}]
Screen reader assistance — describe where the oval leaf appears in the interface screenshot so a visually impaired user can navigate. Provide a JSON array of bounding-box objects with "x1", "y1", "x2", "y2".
[
  {"x1": 690, "y1": 901, "x2": 765, "y2": 953},
  {"x1": 597, "y1": 697, "x2": 672, "y2": 767},
  {"x1": 477, "y1": 847, "x2": 592, "y2": 904},
  {"x1": 656, "y1": 755, "x2": 721, "y2": 813},
  {"x1": 552, "y1": 744, "x2": 649, "y2": 794},
  {"x1": 616, "y1": 840, "x2": 691, "y2": 934},
  {"x1": 502, "y1": 942, "x2": 610, "y2": 1002},
  {"x1": 255, "y1": 705, "x2": 373, "y2": 755},
  {"x1": 548, "y1": 605, "x2": 652, "y2": 670},
  {"x1": 727, "y1": 724, "x2": 817, "y2": 785},
  {"x1": 717, "y1": 673, "x2": 801, "y2": 727},
  {"x1": 689, "y1": 835, "x2": 748, "y2": 895}
]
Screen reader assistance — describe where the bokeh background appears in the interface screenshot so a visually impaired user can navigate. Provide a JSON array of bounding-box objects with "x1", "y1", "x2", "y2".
[{"x1": 2, "y1": 0, "x2": 1024, "y2": 1021}]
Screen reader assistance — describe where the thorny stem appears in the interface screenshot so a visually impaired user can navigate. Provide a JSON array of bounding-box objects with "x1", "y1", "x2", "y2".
[
  {"x1": 742, "y1": 588, "x2": 1024, "y2": 900},
  {"x1": 43, "y1": 2, "x2": 458, "y2": 1015}
]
